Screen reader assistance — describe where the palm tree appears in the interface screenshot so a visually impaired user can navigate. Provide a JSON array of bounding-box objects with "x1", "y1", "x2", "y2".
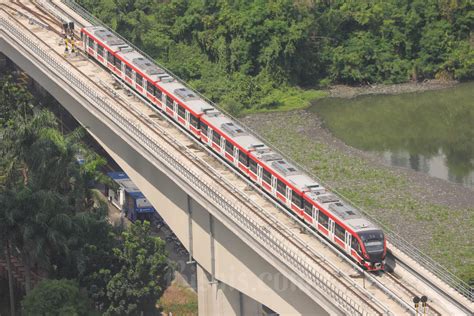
[
  {"x1": 0, "y1": 189, "x2": 22, "y2": 316},
  {"x1": 1, "y1": 76, "x2": 113, "y2": 294}
]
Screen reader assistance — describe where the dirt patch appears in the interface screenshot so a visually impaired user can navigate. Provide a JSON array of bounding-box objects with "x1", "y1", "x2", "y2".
[
  {"x1": 158, "y1": 282, "x2": 198, "y2": 316},
  {"x1": 327, "y1": 79, "x2": 458, "y2": 99}
]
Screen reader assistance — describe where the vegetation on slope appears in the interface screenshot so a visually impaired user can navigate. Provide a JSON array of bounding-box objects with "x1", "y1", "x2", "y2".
[{"x1": 78, "y1": 0, "x2": 473, "y2": 113}]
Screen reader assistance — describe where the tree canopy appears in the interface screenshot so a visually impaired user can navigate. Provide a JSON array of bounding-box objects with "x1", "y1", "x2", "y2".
[
  {"x1": 104, "y1": 221, "x2": 172, "y2": 316},
  {"x1": 21, "y1": 279, "x2": 94, "y2": 316},
  {"x1": 0, "y1": 76, "x2": 172, "y2": 314},
  {"x1": 78, "y1": 0, "x2": 473, "y2": 113}
]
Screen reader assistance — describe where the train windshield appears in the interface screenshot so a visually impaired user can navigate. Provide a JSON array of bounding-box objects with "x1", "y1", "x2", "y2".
[{"x1": 359, "y1": 230, "x2": 384, "y2": 253}]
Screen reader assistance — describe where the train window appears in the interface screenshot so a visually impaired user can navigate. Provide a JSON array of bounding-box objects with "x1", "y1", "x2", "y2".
[
  {"x1": 190, "y1": 115, "x2": 199, "y2": 128},
  {"x1": 97, "y1": 44, "x2": 104, "y2": 56},
  {"x1": 178, "y1": 105, "x2": 186, "y2": 118},
  {"x1": 249, "y1": 159, "x2": 258, "y2": 174},
  {"x1": 303, "y1": 200, "x2": 312, "y2": 215},
  {"x1": 107, "y1": 51, "x2": 114, "y2": 64},
  {"x1": 136, "y1": 73, "x2": 143, "y2": 86},
  {"x1": 147, "y1": 81, "x2": 155, "y2": 95},
  {"x1": 262, "y1": 168, "x2": 272, "y2": 185},
  {"x1": 335, "y1": 223, "x2": 345, "y2": 240},
  {"x1": 225, "y1": 140, "x2": 234, "y2": 154},
  {"x1": 125, "y1": 65, "x2": 132, "y2": 78},
  {"x1": 114, "y1": 56, "x2": 122, "y2": 69},
  {"x1": 154, "y1": 88, "x2": 162, "y2": 99},
  {"x1": 88, "y1": 37, "x2": 94, "y2": 48},
  {"x1": 319, "y1": 212, "x2": 329, "y2": 228},
  {"x1": 201, "y1": 122, "x2": 208, "y2": 134},
  {"x1": 239, "y1": 151, "x2": 248, "y2": 165},
  {"x1": 351, "y1": 237, "x2": 361, "y2": 254},
  {"x1": 276, "y1": 179, "x2": 286, "y2": 195},
  {"x1": 212, "y1": 130, "x2": 221, "y2": 144},
  {"x1": 292, "y1": 192, "x2": 303, "y2": 209},
  {"x1": 165, "y1": 95, "x2": 173, "y2": 108}
]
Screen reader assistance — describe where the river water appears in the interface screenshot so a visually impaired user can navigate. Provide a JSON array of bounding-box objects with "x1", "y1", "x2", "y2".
[{"x1": 310, "y1": 82, "x2": 474, "y2": 189}]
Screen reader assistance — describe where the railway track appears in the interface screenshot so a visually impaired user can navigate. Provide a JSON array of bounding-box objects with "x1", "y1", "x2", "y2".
[
  {"x1": 393, "y1": 258, "x2": 473, "y2": 315},
  {"x1": 1, "y1": 5, "x2": 390, "y2": 315},
  {"x1": 3, "y1": 2, "x2": 472, "y2": 315},
  {"x1": 47, "y1": 1, "x2": 474, "y2": 311}
]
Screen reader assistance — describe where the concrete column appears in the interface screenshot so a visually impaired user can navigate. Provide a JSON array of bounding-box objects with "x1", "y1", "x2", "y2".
[
  {"x1": 197, "y1": 264, "x2": 216, "y2": 316},
  {"x1": 197, "y1": 264, "x2": 267, "y2": 316}
]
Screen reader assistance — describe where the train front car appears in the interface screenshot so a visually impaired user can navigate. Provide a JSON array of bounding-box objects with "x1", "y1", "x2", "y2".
[{"x1": 358, "y1": 229, "x2": 386, "y2": 271}]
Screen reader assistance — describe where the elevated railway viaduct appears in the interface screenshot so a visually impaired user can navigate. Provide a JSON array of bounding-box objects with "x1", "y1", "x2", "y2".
[{"x1": 0, "y1": 1, "x2": 472, "y2": 315}]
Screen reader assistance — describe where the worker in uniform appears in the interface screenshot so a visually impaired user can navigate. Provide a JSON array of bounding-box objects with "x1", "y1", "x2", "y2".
[
  {"x1": 64, "y1": 33, "x2": 69, "y2": 55},
  {"x1": 70, "y1": 35, "x2": 75, "y2": 53}
]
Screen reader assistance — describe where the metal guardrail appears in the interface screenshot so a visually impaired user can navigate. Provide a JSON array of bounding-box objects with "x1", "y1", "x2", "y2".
[
  {"x1": 0, "y1": 13, "x2": 373, "y2": 315},
  {"x1": 59, "y1": 0, "x2": 473, "y2": 302}
]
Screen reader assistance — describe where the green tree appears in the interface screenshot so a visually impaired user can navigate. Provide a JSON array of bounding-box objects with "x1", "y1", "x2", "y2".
[
  {"x1": 104, "y1": 221, "x2": 172, "y2": 316},
  {"x1": 0, "y1": 189, "x2": 20, "y2": 316},
  {"x1": 0, "y1": 76, "x2": 113, "y2": 298},
  {"x1": 21, "y1": 279, "x2": 94, "y2": 316},
  {"x1": 77, "y1": 0, "x2": 473, "y2": 112}
]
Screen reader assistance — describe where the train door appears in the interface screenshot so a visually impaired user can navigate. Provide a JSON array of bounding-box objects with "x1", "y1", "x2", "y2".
[
  {"x1": 233, "y1": 147, "x2": 239, "y2": 167},
  {"x1": 328, "y1": 219, "x2": 335, "y2": 240},
  {"x1": 271, "y1": 176, "x2": 277, "y2": 195},
  {"x1": 285, "y1": 187, "x2": 292, "y2": 208},
  {"x1": 161, "y1": 93, "x2": 167, "y2": 111},
  {"x1": 173, "y1": 102, "x2": 178, "y2": 120},
  {"x1": 257, "y1": 165, "x2": 263, "y2": 185},
  {"x1": 207, "y1": 128, "x2": 213, "y2": 146},
  {"x1": 220, "y1": 137, "x2": 225, "y2": 154},
  {"x1": 81, "y1": 32, "x2": 88, "y2": 51},
  {"x1": 86, "y1": 36, "x2": 95, "y2": 56},
  {"x1": 312, "y1": 207, "x2": 319, "y2": 227},
  {"x1": 344, "y1": 231, "x2": 352, "y2": 254},
  {"x1": 185, "y1": 111, "x2": 190, "y2": 129}
]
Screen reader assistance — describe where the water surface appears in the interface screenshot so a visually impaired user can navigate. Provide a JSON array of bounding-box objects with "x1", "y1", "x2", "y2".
[{"x1": 310, "y1": 82, "x2": 474, "y2": 189}]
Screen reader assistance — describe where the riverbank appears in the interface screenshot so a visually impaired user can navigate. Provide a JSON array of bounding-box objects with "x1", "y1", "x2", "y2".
[
  {"x1": 327, "y1": 79, "x2": 458, "y2": 99},
  {"x1": 241, "y1": 79, "x2": 458, "y2": 115},
  {"x1": 241, "y1": 110, "x2": 473, "y2": 283}
]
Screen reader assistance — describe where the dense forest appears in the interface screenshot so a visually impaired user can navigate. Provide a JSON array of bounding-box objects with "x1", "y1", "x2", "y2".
[
  {"x1": 78, "y1": 0, "x2": 473, "y2": 113},
  {"x1": 0, "y1": 76, "x2": 172, "y2": 315}
]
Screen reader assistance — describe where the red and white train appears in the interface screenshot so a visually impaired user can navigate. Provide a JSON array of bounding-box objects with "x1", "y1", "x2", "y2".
[{"x1": 81, "y1": 26, "x2": 386, "y2": 271}]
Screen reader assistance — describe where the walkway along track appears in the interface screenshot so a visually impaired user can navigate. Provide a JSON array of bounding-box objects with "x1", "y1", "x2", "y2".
[
  {"x1": 53, "y1": 0, "x2": 474, "y2": 310},
  {"x1": 17, "y1": 4, "x2": 396, "y2": 314},
  {"x1": 50, "y1": 1, "x2": 474, "y2": 314},
  {"x1": 3, "y1": 2, "x2": 473, "y2": 314},
  {"x1": 0, "y1": 6, "x2": 391, "y2": 315}
]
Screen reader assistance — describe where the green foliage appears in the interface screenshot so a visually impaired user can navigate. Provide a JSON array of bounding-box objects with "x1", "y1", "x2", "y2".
[
  {"x1": 21, "y1": 279, "x2": 93, "y2": 316},
  {"x1": 0, "y1": 76, "x2": 114, "y2": 303},
  {"x1": 77, "y1": 0, "x2": 472, "y2": 114},
  {"x1": 103, "y1": 221, "x2": 172, "y2": 316}
]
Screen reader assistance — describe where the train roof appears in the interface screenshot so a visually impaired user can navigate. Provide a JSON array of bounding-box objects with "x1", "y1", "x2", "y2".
[
  {"x1": 159, "y1": 81, "x2": 214, "y2": 115},
  {"x1": 286, "y1": 173, "x2": 320, "y2": 192},
  {"x1": 304, "y1": 189, "x2": 379, "y2": 232},
  {"x1": 118, "y1": 50, "x2": 175, "y2": 83},
  {"x1": 202, "y1": 111, "x2": 265, "y2": 150},
  {"x1": 86, "y1": 26, "x2": 125, "y2": 49}
]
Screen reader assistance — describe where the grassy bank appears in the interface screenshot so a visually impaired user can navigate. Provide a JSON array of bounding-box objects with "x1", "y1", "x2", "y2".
[
  {"x1": 241, "y1": 89, "x2": 328, "y2": 115},
  {"x1": 158, "y1": 283, "x2": 198, "y2": 316},
  {"x1": 242, "y1": 111, "x2": 474, "y2": 283}
]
